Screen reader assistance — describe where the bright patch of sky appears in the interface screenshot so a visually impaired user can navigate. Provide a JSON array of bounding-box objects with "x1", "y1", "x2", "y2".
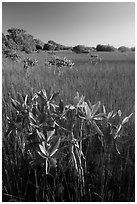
[{"x1": 2, "y1": 2, "x2": 135, "y2": 48}]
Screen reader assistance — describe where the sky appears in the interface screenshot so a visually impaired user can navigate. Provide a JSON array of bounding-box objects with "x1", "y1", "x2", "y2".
[{"x1": 2, "y1": 2, "x2": 135, "y2": 48}]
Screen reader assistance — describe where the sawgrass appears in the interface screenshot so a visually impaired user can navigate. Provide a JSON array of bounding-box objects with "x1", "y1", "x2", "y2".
[{"x1": 2, "y1": 51, "x2": 135, "y2": 201}]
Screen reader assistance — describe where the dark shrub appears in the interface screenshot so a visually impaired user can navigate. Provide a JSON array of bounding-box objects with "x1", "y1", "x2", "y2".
[
  {"x1": 96, "y1": 44, "x2": 115, "y2": 52},
  {"x1": 47, "y1": 40, "x2": 72, "y2": 51},
  {"x1": 118, "y1": 46, "x2": 130, "y2": 52},
  {"x1": 55, "y1": 46, "x2": 60, "y2": 51},
  {"x1": 72, "y1": 45, "x2": 90, "y2": 53},
  {"x1": 43, "y1": 43, "x2": 56, "y2": 51},
  {"x1": 34, "y1": 39, "x2": 44, "y2": 50},
  {"x1": 63, "y1": 46, "x2": 73, "y2": 51},
  {"x1": 131, "y1": 47, "x2": 135, "y2": 52},
  {"x1": 36, "y1": 44, "x2": 43, "y2": 50},
  {"x1": 48, "y1": 40, "x2": 56, "y2": 45}
]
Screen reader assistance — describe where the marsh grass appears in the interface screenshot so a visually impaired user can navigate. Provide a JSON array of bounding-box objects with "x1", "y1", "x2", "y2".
[{"x1": 2, "y1": 51, "x2": 135, "y2": 201}]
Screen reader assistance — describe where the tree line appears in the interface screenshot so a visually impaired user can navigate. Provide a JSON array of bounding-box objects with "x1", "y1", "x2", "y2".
[{"x1": 2, "y1": 28, "x2": 135, "y2": 54}]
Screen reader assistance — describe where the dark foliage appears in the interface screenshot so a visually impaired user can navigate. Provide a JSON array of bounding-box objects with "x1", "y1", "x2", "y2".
[
  {"x1": 34, "y1": 39, "x2": 45, "y2": 50},
  {"x1": 35, "y1": 44, "x2": 43, "y2": 50},
  {"x1": 43, "y1": 43, "x2": 56, "y2": 51},
  {"x1": 96, "y1": 44, "x2": 115, "y2": 52},
  {"x1": 131, "y1": 47, "x2": 135, "y2": 52},
  {"x1": 118, "y1": 46, "x2": 130, "y2": 52},
  {"x1": 2, "y1": 28, "x2": 44, "y2": 54},
  {"x1": 72, "y1": 45, "x2": 91, "y2": 53},
  {"x1": 43, "y1": 40, "x2": 72, "y2": 51}
]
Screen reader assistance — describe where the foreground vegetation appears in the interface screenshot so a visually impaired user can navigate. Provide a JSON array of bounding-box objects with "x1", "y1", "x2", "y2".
[{"x1": 2, "y1": 51, "x2": 135, "y2": 201}]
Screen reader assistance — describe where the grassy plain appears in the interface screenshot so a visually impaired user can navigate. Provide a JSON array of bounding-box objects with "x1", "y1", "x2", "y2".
[
  {"x1": 2, "y1": 50, "x2": 135, "y2": 201},
  {"x1": 3, "y1": 51, "x2": 135, "y2": 112}
]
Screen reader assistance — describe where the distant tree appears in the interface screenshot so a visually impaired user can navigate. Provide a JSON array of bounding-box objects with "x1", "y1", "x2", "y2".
[
  {"x1": 91, "y1": 47, "x2": 96, "y2": 52},
  {"x1": 96, "y1": 44, "x2": 115, "y2": 52},
  {"x1": 8, "y1": 38, "x2": 18, "y2": 50},
  {"x1": 131, "y1": 47, "x2": 135, "y2": 52},
  {"x1": 63, "y1": 46, "x2": 73, "y2": 51},
  {"x1": 54, "y1": 46, "x2": 60, "y2": 51},
  {"x1": 43, "y1": 43, "x2": 56, "y2": 51},
  {"x1": 36, "y1": 44, "x2": 43, "y2": 50},
  {"x1": 118, "y1": 46, "x2": 130, "y2": 52},
  {"x1": 47, "y1": 40, "x2": 72, "y2": 51},
  {"x1": 22, "y1": 43, "x2": 32, "y2": 53},
  {"x1": 24, "y1": 34, "x2": 36, "y2": 51},
  {"x1": 48, "y1": 40, "x2": 56, "y2": 45},
  {"x1": 72, "y1": 45, "x2": 90, "y2": 53},
  {"x1": 7, "y1": 28, "x2": 26, "y2": 43},
  {"x1": 2, "y1": 33, "x2": 18, "y2": 50},
  {"x1": 34, "y1": 39, "x2": 45, "y2": 50},
  {"x1": 3, "y1": 28, "x2": 36, "y2": 53}
]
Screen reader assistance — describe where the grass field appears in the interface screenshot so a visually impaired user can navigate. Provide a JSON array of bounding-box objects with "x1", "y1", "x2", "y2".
[{"x1": 2, "y1": 50, "x2": 135, "y2": 201}]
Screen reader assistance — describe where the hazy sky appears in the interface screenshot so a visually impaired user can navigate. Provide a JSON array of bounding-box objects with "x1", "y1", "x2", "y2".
[{"x1": 2, "y1": 2, "x2": 135, "y2": 48}]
